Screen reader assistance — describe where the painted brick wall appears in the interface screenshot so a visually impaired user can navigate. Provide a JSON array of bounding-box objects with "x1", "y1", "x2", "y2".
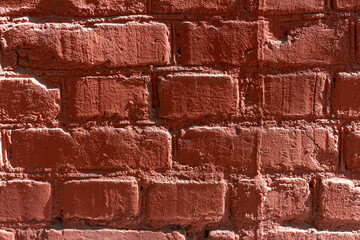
[{"x1": 0, "y1": 0, "x2": 358, "y2": 239}]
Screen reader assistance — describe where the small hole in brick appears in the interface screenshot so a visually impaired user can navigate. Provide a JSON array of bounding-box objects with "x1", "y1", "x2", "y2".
[
  {"x1": 309, "y1": 182, "x2": 313, "y2": 188},
  {"x1": 333, "y1": 78, "x2": 336, "y2": 83}
]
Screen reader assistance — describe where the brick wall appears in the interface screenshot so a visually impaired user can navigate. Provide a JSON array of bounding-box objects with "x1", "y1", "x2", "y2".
[{"x1": 0, "y1": 0, "x2": 359, "y2": 239}]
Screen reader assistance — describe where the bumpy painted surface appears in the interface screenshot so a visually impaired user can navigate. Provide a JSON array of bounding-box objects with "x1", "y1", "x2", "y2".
[{"x1": 0, "y1": 0, "x2": 358, "y2": 239}]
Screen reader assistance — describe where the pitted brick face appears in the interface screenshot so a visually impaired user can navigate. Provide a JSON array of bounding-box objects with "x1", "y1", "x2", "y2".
[{"x1": 0, "y1": 0, "x2": 358, "y2": 238}]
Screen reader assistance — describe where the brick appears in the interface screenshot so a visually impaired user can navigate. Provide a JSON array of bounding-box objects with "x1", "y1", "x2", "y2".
[
  {"x1": 0, "y1": 230, "x2": 14, "y2": 240},
  {"x1": 64, "y1": 75, "x2": 150, "y2": 121},
  {"x1": 59, "y1": 179, "x2": 138, "y2": 220},
  {"x1": 177, "y1": 127, "x2": 257, "y2": 173},
  {"x1": 263, "y1": 20, "x2": 350, "y2": 67},
  {"x1": 2, "y1": 23, "x2": 170, "y2": 70},
  {"x1": 0, "y1": 0, "x2": 41, "y2": 15},
  {"x1": 52, "y1": 0, "x2": 146, "y2": 17},
  {"x1": 11, "y1": 127, "x2": 171, "y2": 171},
  {"x1": 0, "y1": 180, "x2": 51, "y2": 222},
  {"x1": 152, "y1": 0, "x2": 236, "y2": 14},
  {"x1": 344, "y1": 131, "x2": 360, "y2": 171},
  {"x1": 264, "y1": 227, "x2": 360, "y2": 239},
  {"x1": 231, "y1": 179, "x2": 263, "y2": 225},
  {"x1": 208, "y1": 231, "x2": 236, "y2": 240},
  {"x1": 333, "y1": 0, "x2": 358, "y2": 11},
  {"x1": 319, "y1": 178, "x2": 360, "y2": 224},
  {"x1": 147, "y1": 181, "x2": 225, "y2": 225},
  {"x1": 159, "y1": 74, "x2": 238, "y2": 120},
  {"x1": 0, "y1": 78, "x2": 59, "y2": 123},
  {"x1": 263, "y1": 178, "x2": 310, "y2": 222},
  {"x1": 262, "y1": 228, "x2": 316, "y2": 240},
  {"x1": 263, "y1": 72, "x2": 326, "y2": 117},
  {"x1": 179, "y1": 21, "x2": 259, "y2": 66},
  {"x1": 260, "y1": 126, "x2": 338, "y2": 172},
  {"x1": 46, "y1": 230, "x2": 185, "y2": 240},
  {"x1": 256, "y1": 0, "x2": 325, "y2": 14},
  {"x1": 332, "y1": 73, "x2": 360, "y2": 118}
]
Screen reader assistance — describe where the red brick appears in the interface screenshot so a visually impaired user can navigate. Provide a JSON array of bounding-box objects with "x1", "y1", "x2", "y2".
[
  {"x1": 179, "y1": 21, "x2": 259, "y2": 66},
  {"x1": 0, "y1": 0, "x2": 41, "y2": 15},
  {"x1": 256, "y1": 0, "x2": 324, "y2": 14},
  {"x1": 46, "y1": 230, "x2": 185, "y2": 240},
  {"x1": 263, "y1": 72, "x2": 326, "y2": 117},
  {"x1": 159, "y1": 74, "x2": 238, "y2": 120},
  {"x1": 333, "y1": 0, "x2": 358, "y2": 11},
  {"x1": 260, "y1": 126, "x2": 338, "y2": 172},
  {"x1": 59, "y1": 179, "x2": 138, "y2": 220},
  {"x1": 52, "y1": 0, "x2": 146, "y2": 17},
  {"x1": 344, "y1": 131, "x2": 360, "y2": 171},
  {"x1": 231, "y1": 179, "x2": 263, "y2": 225},
  {"x1": 332, "y1": 73, "x2": 360, "y2": 118},
  {"x1": 152, "y1": 0, "x2": 236, "y2": 14},
  {"x1": 263, "y1": 20, "x2": 350, "y2": 67},
  {"x1": 0, "y1": 78, "x2": 59, "y2": 123},
  {"x1": 147, "y1": 181, "x2": 225, "y2": 225},
  {"x1": 177, "y1": 127, "x2": 257, "y2": 173},
  {"x1": 2, "y1": 23, "x2": 170, "y2": 70},
  {"x1": 0, "y1": 180, "x2": 51, "y2": 222},
  {"x1": 264, "y1": 227, "x2": 360, "y2": 239},
  {"x1": 0, "y1": 230, "x2": 14, "y2": 240},
  {"x1": 263, "y1": 178, "x2": 310, "y2": 222},
  {"x1": 11, "y1": 127, "x2": 171, "y2": 171},
  {"x1": 208, "y1": 231, "x2": 236, "y2": 240},
  {"x1": 262, "y1": 228, "x2": 316, "y2": 240},
  {"x1": 64, "y1": 75, "x2": 150, "y2": 121},
  {"x1": 319, "y1": 178, "x2": 360, "y2": 224}
]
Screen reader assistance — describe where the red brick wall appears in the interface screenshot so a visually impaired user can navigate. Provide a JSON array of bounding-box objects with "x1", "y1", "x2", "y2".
[{"x1": 0, "y1": 0, "x2": 358, "y2": 239}]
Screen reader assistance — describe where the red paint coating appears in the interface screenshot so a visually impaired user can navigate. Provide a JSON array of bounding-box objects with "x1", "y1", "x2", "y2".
[{"x1": 0, "y1": 0, "x2": 358, "y2": 239}]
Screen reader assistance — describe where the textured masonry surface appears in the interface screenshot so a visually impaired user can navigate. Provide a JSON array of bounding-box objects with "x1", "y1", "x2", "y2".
[{"x1": 0, "y1": 0, "x2": 360, "y2": 239}]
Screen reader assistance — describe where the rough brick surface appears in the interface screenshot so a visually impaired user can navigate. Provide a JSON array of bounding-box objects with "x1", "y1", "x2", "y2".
[
  {"x1": 263, "y1": 20, "x2": 350, "y2": 67},
  {"x1": 46, "y1": 230, "x2": 185, "y2": 240},
  {"x1": 263, "y1": 72, "x2": 327, "y2": 117},
  {"x1": 0, "y1": 180, "x2": 51, "y2": 222},
  {"x1": 59, "y1": 179, "x2": 139, "y2": 220},
  {"x1": 177, "y1": 127, "x2": 257, "y2": 174},
  {"x1": 253, "y1": 0, "x2": 325, "y2": 14},
  {"x1": 0, "y1": 78, "x2": 59, "y2": 122},
  {"x1": 0, "y1": 0, "x2": 359, "y2": 238},
  {"x1": 147, "y1": 181, "x2": 225, "y2": 226},
  {"x1": 64, "y1": 75, "x2": 150, "y2": 121},
  {"x1": 319, "y1": 178, "x2": 360, "y2": 225},
  {"x1": 2, "y1": 23, "x2": 170, "y2": 70},
  {"x1": 159, "y1": 74, "x2": 238, "y2": 120},
  {"x1": 260, "y1": 126, "x2": 338, "y2": 172},
  {"x1": 179, "y1": 21, "x2": 259, "y2": 66},
  {"x1": 332, "y1": 73, "x2": 360, "y2": 118},
  {"x1": 263, "y1": 178, "x2": 311, "y2": 222},
  {"x1": 11, "y1": 127, "x2": 171, "y2": 171}
]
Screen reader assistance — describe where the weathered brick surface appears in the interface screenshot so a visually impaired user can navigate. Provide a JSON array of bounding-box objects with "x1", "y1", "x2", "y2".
[
  {"x1": 319, "y1": 178, "x2": 360, "y2": 225},
  {"x1": 263, "y1": 20, "x2": 351, "y2": 67},
  {"x1": 260, "y1": 126, "x2": 338, "y2": 172},
  {"x1": 159, "y1": 74, "x2": 238, "y2": 120},
  {"x1": 179, "y1": 21, "x2": 259, "y2": 66},
  {"x1": 11, "y1": 127, "x2": 171, "y2": 171},
  {"x1": 63, "y1": 75, "x2": 150, "y2": 121},
  {"x1": 251, "y1": 0, "x2": 325, "y2": 15},
  {"x1": 2, "y1": 23, "x2": 170, "y2": 70},
  {"x1": 263, "y1": 178, "x2": 311, "y2": 222},
  {"x1": 0, "y1": 180, "x2": 51, "y2": 222},
  {"x1": 46, "y1": 230, "x2": 185, "y2": 240},
  {"x1": 147, "y1": 181, "x2": 226, "y2": 225},
  {"x1": 0, "y1": 0, "x2": 359, "y2": 237},
  {"x1": 59, "y1": 179, "x2": 138, "y2": 220},
  {"x1": 0, "y1": 78, "x2": 59, "y2": 122},
  {"x1": 263, "y1": 72, "x2": 327, "y2": 117}
]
